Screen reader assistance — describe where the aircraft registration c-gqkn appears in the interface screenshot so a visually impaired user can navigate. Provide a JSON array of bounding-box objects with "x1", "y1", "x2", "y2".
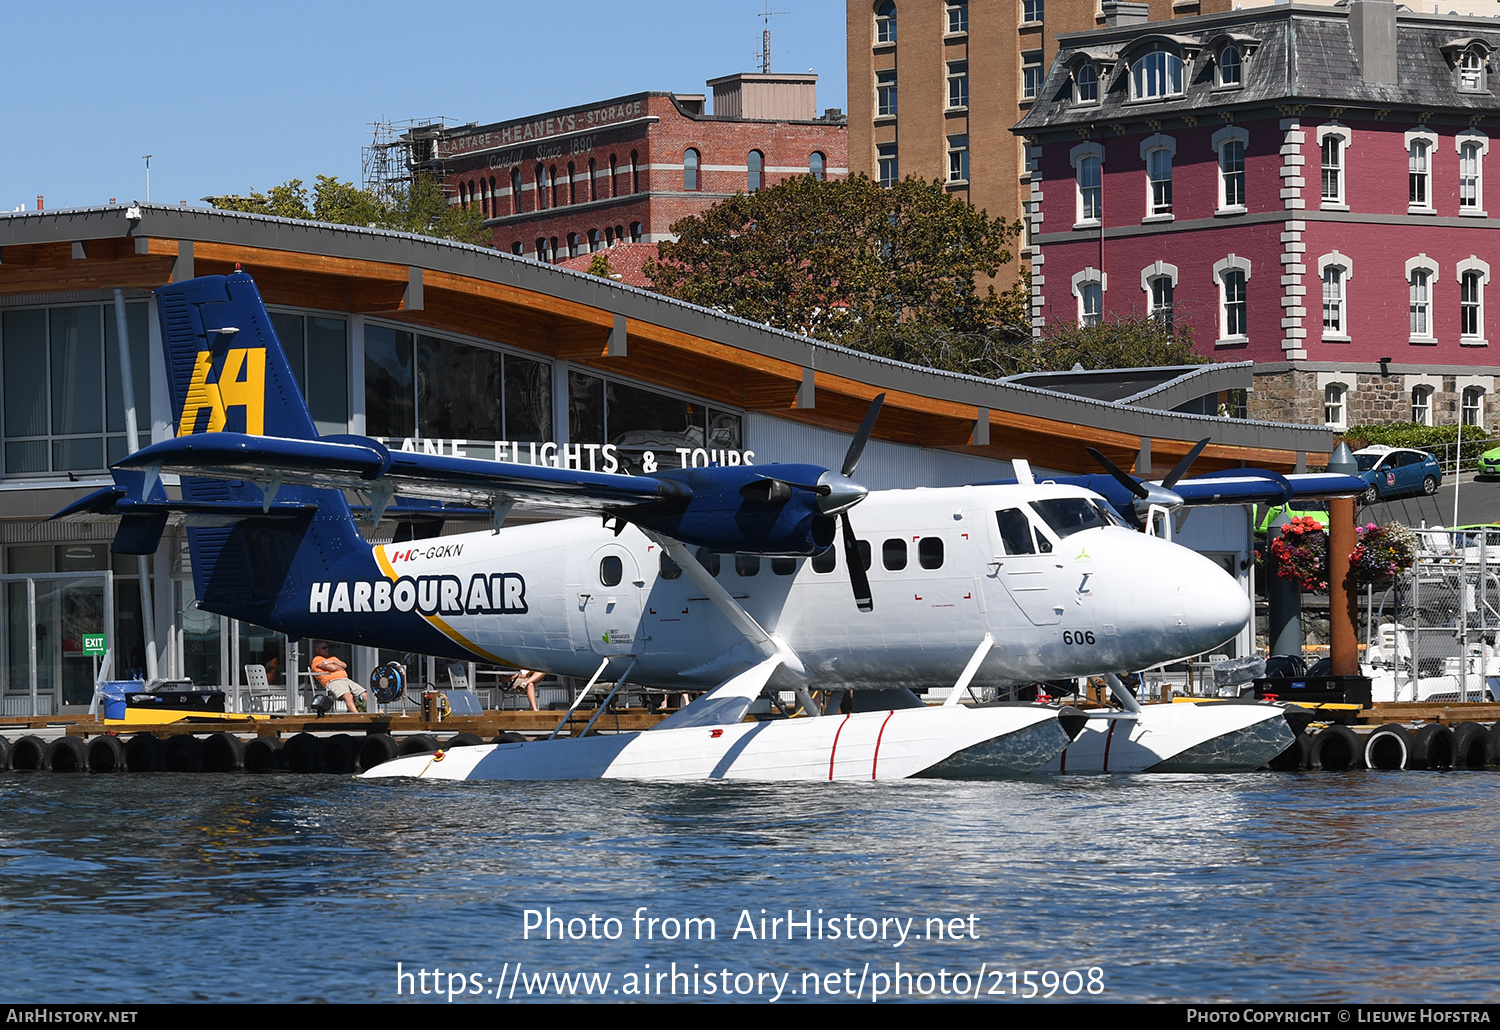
[{"x1": 60, "y1": 273, "x2": 1362, "y2": 780}]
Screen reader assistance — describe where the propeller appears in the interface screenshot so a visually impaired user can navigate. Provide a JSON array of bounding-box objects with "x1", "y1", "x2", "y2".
[
  {"x1": 1084, "y1": 437, "x2": 1209, "y2": 530},
  {"x1": 831, "y1": 394, "x2": 883, "y2": 612}
]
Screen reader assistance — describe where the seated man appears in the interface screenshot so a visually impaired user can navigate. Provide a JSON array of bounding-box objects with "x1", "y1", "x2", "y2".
[{"x1": 312, "y1": 641, "x2": 366, "y2": 713}]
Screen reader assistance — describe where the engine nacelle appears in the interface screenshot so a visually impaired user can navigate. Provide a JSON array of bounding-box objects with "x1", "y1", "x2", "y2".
[{"x1": 627, "y1": 463, "x2": 840, "y2": 556}]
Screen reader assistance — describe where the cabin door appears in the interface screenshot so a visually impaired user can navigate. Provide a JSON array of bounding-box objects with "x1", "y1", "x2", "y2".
[{"x1": 581, "y1": 543, "x2": 645, "y2": 656}]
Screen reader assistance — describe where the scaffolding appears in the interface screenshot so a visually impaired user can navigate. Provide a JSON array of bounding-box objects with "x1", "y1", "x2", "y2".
[{"x1": 362, "y1": 118, "x2": 460, "y2": 207}]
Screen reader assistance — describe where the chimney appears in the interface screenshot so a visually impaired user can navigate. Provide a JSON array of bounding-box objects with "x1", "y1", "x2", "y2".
[
  {"x1": 1350, "y1": 0, "x2": 1397, "y2": 85},
  {"x1": 36, "y1": 195, "x2": 43, "y2": 211},
  {"x1": 1102, "y1": 1, "x2": 1150, "y2": 27}
]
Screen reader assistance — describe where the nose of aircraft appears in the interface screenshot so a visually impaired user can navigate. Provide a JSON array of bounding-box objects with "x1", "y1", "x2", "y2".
[{"x1": 1116, "y1": 534, "x2": 1252, "y2": 662}]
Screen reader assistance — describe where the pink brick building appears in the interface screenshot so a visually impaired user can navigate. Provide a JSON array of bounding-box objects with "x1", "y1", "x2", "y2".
[
  {"x1": 1016, "y1": 0, "x2": 1500, "y2": 429},
  {"x1": 410, "y1": 74, "x2": 847, "y2": 264}
]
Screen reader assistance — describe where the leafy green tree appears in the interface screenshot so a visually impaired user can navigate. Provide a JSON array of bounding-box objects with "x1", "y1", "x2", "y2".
[
  {"x1": 209, "y1": 174, "x2": 490, "y2": 246},
  {"x1": 645, "y1": 174, "x2": 1022, "y2": 343},
  {"x1": 1018, "y1": 316, "x2": 1207, "y2": 374}
]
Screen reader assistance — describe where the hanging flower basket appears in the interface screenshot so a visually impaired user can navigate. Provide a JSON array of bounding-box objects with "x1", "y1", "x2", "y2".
[
  {"x1": 1269, "y1": 516, "x2": 1329, "y2": 592},
  {"x1": 1348, "y1": 522, "x2": 1417, "y2": 588}
]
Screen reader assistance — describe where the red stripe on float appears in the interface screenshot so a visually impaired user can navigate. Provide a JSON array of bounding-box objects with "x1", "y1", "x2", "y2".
[
  {"x1": 828, "y1": 714, "x2": 852, "y2": 780},
  {"x1": 871, "y1": 711, "x2": 896, "y2": 780}
]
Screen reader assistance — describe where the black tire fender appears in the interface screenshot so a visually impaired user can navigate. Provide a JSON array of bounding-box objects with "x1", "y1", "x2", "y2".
[
  {"x1": 163, "y1": 734, "x2": 202, "y2": 773},
  {"x1": 1449, "y1": 721, "x2": 1490, "y2": 769},
  {"x1": 356, "y1": 733, "x2": 401, "y2": 771},
  {"x1": 1364, "y1": 725, "x2": 1411, "y2": 770},
  {"x1": 86, "y1": 735, "x2": 128, "y2": 773},
  {"x1": 44, "y1": 735, "x2": 89, "y2": 772},
  {"x1": 124, "y1": 733, "x2": 164, "y2": 773},
  {"x1": 243, "y1": 735, "x2": 285, "y2": 773},
  {"x1": 443, "y1": 732, "x2": 486, "y2": 749},
  {"x1": 1306, "y1": 725, "x2": 1365, "y2": 771},
  {"x1": 284, "y1": 732, "x2": 323, "y2": 773},
  {"x1": 398, "y1": 733, "x2": 442, "y2": 756},
  {"x1": 1409, "y1": 724, "x2": 1455, "y2": 770},
  {"x1": 11, "y1": 734, "x2": 47, "y2": 771},
  {"x1": 201, "y1": 732, "x2": 245, "y2": 773},
  {"x1": 319, "y1": 733, "x2": 358, "y2": 774}
]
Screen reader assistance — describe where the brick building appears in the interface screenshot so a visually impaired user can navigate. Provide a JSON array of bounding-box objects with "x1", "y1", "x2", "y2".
[
  {"x1": 844, "y1": 0, "x2": 1230, "y2": 292},
  {"x1": 407, "y1": 74, "x2": 847, "y2": 263},
  {"x1": 1015, "y1": 0, "x2": 1500, "y2": 430}
]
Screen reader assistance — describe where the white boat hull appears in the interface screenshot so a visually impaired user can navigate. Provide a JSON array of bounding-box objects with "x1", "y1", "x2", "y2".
[
  {"x1": 360, "y1": 705, "x2": 1071, "y2": 782},
  {"x1": 1037, "y1": 701, "x2": 1297, "y2": 774}
]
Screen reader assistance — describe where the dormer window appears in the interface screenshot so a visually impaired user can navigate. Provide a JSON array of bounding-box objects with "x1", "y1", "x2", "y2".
[
  {"x1": 1461, "y1": 48, "x2": 1486, "y2": 91},
  {"x1": 1075, "y1": 64, "x2": 1099, "y2": 104},
  {"x1": 1218, "y1": 45, "x2": 1242, "y2": 87},
  {"x1": 1132, "y1": 51, "x2": 1184, "y2": 100}
]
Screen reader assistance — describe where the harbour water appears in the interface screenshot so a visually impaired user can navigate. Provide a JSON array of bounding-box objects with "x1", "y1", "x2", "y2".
[{"x1": 2, "y1": 770, "x2": 1497, "y2": 1004}]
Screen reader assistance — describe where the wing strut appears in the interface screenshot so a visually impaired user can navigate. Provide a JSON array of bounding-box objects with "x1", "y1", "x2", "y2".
[
  {"x1": 644, "y1": 531, "x2": 807, "y2": 678},
  {"x1": 547, "y1": 656, "x2": 613, "y2": 740},
  {"x1": 577, "y1": 658, "x2": 638, "y2": 738},
  {"x1": 943, "y1": 633, "x2": 996, "y2": 707}
]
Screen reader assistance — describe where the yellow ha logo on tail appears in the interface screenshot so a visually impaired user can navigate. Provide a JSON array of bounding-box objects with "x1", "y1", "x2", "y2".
[{"x1": 177, "y1": 348, "x2": 266, "y2": 436}]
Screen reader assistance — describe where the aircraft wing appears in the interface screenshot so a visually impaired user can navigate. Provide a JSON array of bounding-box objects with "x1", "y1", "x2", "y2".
[
  {"x1": 114, "y1": 432, "x2": 676, "y2": 516},
  {"x1": 1172, "y1": 469, "x2": 1368, "y2": 505}
]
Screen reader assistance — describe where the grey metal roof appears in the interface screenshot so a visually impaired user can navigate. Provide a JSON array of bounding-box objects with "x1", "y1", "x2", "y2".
[
  {"x1": 1015, "y1": 4, "x2": 1500, "y2": 135},
  {"x1": 0, "y1": 203, "x2": 1334, "y2": 456},
  {"x1": 1002, "y1": 362, "x2": 1255, "y2": 409}
]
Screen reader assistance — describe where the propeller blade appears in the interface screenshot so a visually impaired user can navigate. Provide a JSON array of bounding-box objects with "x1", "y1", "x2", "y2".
[
  {"x1": 841, "y1": 393, "x2": 887, "y2": 478},
  {"x1": 1084, "y1": 447, "x2": 1150, "y2": 501},
  {"x1": 841, "y1": 512, "x2": 873, "y2": 612},
  {"x1": 1161, "y1": 438, "x2": 1211, "y2": 491}
]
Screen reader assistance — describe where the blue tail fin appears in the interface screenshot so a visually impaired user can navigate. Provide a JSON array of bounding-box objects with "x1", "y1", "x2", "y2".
[{"x1": 154, "y1": 273, "x2": 370, "y2": 624}]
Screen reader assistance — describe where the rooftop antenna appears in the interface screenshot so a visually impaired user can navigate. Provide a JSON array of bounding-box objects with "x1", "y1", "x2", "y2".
[
  {"x1": 758, "y1": 1, "x2": 789, "y2": 73},
  {"x1": 142, "y1": 155, "x2": 152, "y2": 203}
]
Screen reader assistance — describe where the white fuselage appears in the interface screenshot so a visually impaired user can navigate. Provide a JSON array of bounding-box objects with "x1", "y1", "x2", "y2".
[{"x1": 327, "y1": 482, "x2": 1250, "y2": 690}]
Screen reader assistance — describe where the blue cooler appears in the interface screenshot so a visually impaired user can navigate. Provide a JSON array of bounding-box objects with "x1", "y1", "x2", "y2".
[{"x1": 99, "y1": 680, "x2": 144, "y2": 720}]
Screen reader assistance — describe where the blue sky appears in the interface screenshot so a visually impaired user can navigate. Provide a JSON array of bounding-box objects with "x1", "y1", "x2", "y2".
[{"x1": 2, "y1": 1, "x2": 848, "y2": 212}]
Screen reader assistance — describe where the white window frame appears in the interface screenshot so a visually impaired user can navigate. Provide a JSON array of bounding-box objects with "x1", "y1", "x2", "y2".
[
  {"x1": 1022, "y1": 0, "x2": 1044, "y2": 24},
  {"x1": 1405, "y1": 255, "x2": 1439, "y2": 343},
  {"x1": 1072, "y1": 268, "x2": 1106, "y2": 328},
  {"x1": 1130, "y1": 50, "x2": 1184, "y2": 101},
  {"x1": 1212, "y1": 126, "x2": 1248, "y2": 215},
  {"x1": 947, "y1": 134, "x2": 969, "y2": 184},
  {"x1": 1458, "y1": 257, "x2": 1491, "y2": 346},
  {"x1": 947, "y1": 60, "x2": 969, "y2": 110},
  {"x1": 1071, "y1": 141, "x2": 1104, "y2": 228},
  {"x1": 1317, "y1": 123, "x2": 1351, "y2": 210},
  {"x1": 1324, "y1": 383, "x2": 1348, "y2": 429},
  {"x1": 1141, "y1": 261, "x2": 1179, "y2": 332},
  {"x1": 877, "y1": 143, "x2": 898, "y2": 187},
  {"x1": 1073, "y1": 63, "x2": 1099, "y2": 105},
  {"x1": 1021, "y1": 50, "x2": 1043, "y2": 102},
  {"x1": 1317, "y1": 251, "x2": 1354, "y2": 341},
  {"x1": 1216, "y1": 45, "x2": 1242, "y2": 88},
  {"x1": 1140, "y1": 133, "x2": 1175, "y2": 221},
  {"x1": 874, "y1": 0, "x2": 896, "y2": 45},
  {"x1": 1411, "y1": 385, "x2": 1434, "y2": 426},
  {"x1": 1405, "y1": 128, "x2": 1437, "y2": 213},
  {"x1": 946, "y1": 1, "x2": 968, "y2": 35},
  {"x1": 1457, "y1": 131, "x2": 1489, "y2": 217},
  {"x1": 1463, "y1": 386, "x2": 1486, "y2": 429},
  {"x1": 876, "y1": 69, "x2": 897, "y2": 117},
  {"x1": 1459, "y1": 46, "x2": 1487, "y2": 92},
  {"x1": 1212, "y1": 255, "x2": 1252, "y2": 345}
]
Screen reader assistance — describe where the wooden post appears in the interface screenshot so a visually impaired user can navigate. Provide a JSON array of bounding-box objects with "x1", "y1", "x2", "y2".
[{"x1": 1327, "y1": 444, "x2": 1361, "y2": 677}]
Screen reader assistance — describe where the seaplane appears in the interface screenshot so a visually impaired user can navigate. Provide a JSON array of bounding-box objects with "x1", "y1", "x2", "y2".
[{"x1": 58, "y1": 272, "x2": 1315, "y2": 781}]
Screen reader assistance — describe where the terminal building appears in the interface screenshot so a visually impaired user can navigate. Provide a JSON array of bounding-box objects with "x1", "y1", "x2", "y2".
[
  {"x1": 390, "y1": 73, "x2": 849, "y2": 262},
  {"x1": 0, "y1": 205, "x2": 1332, "y2": 713}
]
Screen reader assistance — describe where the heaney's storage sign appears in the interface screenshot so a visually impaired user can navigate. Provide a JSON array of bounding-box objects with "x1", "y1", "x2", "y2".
[{"x1": 439, "y1": 99, "x2": 650, "y2": 158}]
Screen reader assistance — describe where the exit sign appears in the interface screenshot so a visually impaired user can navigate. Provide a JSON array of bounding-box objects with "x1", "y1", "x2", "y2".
[{"x1": 81, "y1": 634, "x2": 107, "y2": 656}]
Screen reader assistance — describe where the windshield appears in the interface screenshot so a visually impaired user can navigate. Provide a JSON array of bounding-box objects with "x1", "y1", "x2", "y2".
[
  {"x1": 1029, "y1": 497, "x2": 1125, "y2": 538},
  {"x1": 1355, "y1": 455, "x2": 1380, "y2": 471}
]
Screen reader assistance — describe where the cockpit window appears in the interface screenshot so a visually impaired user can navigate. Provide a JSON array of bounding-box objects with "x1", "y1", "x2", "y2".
[{"x1": 1029, "y1": 497, "x2": 1124, "y2": 538}]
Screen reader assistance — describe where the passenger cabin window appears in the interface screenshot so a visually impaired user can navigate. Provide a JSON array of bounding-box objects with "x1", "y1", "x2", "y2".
[
  {"x1": 883, "y1": 538, "x2": 908, "y2": 571},
  {"x1": 659, "y1": 553, "x2": 682, "y2": 580},
  {"x1": 772, "y1": 557, "x2": 796, "y2": 576},
  {"x1": 918, "y1": 537, "x2": 944, "y2": 569},
  {"x1": 735, "y1": 554, "x2": 761, "y2": 577},
  {"x1": 856, "y1": 540, "x2": 873, "y2": 570},
  {"x1": 696, "y1": 548, "x2": 720, "y2": 576},
  {"x1": 812, "y1": 546, "x2": 837, "y2": 574},
  {"x1": 600, "y1": 555, "x2": 623, "y2": 587}
]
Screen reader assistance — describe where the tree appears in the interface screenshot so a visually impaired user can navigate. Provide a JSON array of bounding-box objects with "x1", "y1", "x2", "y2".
[
  {"x1": 1014, "y1": 315, "x2": 1207, "y2": 374},
  {"x1": 208, "y1": 175, "x2": 490, "y2": 247},
  {"x1": 645, "y1": 174, "x2": 1022, "y2": 344}
]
